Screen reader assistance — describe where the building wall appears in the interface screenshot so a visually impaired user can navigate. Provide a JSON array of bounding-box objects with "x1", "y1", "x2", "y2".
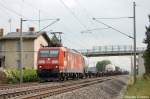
[
  {"x1": 0, "y1": 34, "x2": 49, "y2": 69},
  {"x1": 4, "y1": 40, "x2": 18, "y2": 69},
  {"x1": 22, "y1": 39, "x2": 34, "y2": 68},
  {"x1": 34, "y1": 35, "x2": 48, "y2": 69},
  {"x1": 0, "y1": 41, "x2": 5, "y2": 67},
  {"x1": 3, "y1": 39, "x2": 34, "y2": 69}
]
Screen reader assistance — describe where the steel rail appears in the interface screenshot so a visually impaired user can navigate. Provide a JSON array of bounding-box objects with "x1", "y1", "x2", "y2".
[{"x1": 0, "y1": 77, "x2": 113, "y2": 99}]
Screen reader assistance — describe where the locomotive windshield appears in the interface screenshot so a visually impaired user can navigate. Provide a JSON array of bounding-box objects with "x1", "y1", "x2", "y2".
[
  {"x1": 39, "y1": 50, "x2": 49, "y2": 57},
  {"x1": 50, "y1": 50, "x2": 59, "y2": 57},
  {"x1": 39, "y1": 50, "x2": 59, "y2": 57}
]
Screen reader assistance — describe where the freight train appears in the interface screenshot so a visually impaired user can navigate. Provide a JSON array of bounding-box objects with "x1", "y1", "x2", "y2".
[{"x1": 37, "y1": 47, "x2": 128, "y2": 81}]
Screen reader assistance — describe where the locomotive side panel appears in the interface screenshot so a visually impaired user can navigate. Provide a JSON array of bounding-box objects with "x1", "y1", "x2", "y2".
[{"x1": 65, "y1": 49, "x2": 84, "y2": 73}]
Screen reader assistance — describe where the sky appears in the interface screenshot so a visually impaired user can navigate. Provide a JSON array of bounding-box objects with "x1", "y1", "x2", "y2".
[{"x1": 0, "y1": 0, "x2": 150, "y2": 71}]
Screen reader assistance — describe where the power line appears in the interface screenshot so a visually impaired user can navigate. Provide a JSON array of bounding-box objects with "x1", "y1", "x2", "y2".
[
  {"x1": 0, "y1": 0, "x2": 61, "y2": 34},
  {"x1": 72, "y1": 0, "x2": 115, "y2": 47},
  {"x1": 74, "y1": 0, "x2": 95, "y2": 26},
  {"x1": 60, "y1": 21, "x2": 90, "y2": 48},
  {"x1": 1, "y1": 0, "x2": 88, "y2": 49},
  {"x1": 19, "y1": 0, "x2": 50, "y2": 17},
  {"x1": 59, "y1": 0, "x2": 88, "y2": 30},
  {"x1": 137, "y1": 4, "x2": 150, "y2": 12},
  {"x1": 25, "y1": 18, "x2": 59, "y2": 22},
  {"x1": 95, "y1": 17, "x2": 133, "y2": 20},
  {"x1": 72, "y1": 0, "x2": 110, "y2": 46},
  {"x1": 36, "y1": 19, "x2": 60, "y2": 33},
  {"x1": 81, "y1": 27, "x2": 110, "y2": 33},
  {"x1": 73, "y1": 0, "x2": 134, "y2": 39},
  {"x1": 93, "y1": 18, "x2": 134, "y2": 39},
  {"x1": 0, "y1": 1, "x2": 27, "y2": 18}
]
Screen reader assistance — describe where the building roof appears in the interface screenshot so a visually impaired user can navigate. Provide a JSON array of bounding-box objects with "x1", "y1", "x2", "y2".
[{"x1": 0, "y1": 31, "x2": 51, "y2": 42}]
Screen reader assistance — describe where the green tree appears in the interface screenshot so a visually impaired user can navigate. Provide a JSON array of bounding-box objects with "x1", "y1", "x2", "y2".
[
  {"x1": 143, "y1": 15, "x2": 150, "y2": 74},
  {"x1": 96, "y1": 60, "x2": 111, "y2": 72}
]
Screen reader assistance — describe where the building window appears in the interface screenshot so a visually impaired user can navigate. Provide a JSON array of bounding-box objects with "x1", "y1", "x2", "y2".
[{"x1": 16, "y1": 41, "x2": 20, "y2": 51}]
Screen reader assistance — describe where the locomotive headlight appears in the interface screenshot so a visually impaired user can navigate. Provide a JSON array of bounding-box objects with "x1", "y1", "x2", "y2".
[
  {"x1": 52, "y1": 60, "x2": 58, "y2": 64},
  {"x1": 39, "y1": 66, "x2": 42, "y2": 68},
  {"x1": 38, "y1": 60, "x2": 45, "y2": 64},
  {"x1": 55, "y1": 66, "x2": 58, "y2": 68}
]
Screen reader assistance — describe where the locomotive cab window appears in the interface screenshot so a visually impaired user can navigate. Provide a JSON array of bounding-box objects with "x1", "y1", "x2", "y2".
[
  {"x1": 39, "y1": 50, "x2": 50, "y2": 57},
  {"x1": 50, "y1": 50, "x2": 59, "y2": 57}
]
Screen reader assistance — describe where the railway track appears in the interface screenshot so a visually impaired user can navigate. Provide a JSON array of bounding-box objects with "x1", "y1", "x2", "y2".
[
  {"x1": 0, "y1": 77, "x2": 101, "y2": 91},
  {"x1": 0, "y1": 76, "x2": 114, "y2": 99},
  {"x1": 0, "y1": 83, "x2": 39, "y2": 90}
]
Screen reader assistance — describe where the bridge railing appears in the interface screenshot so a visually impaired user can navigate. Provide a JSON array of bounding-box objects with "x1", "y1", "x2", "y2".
[{"x1": 78, "y1": 45, "x2": 146, "y2": 55}]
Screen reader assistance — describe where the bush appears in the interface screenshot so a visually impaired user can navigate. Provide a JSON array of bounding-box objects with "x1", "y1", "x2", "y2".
[
  {"x1": 5, "y1": 69, "x2": 39, "y2": 84},
  {"x1": 23, "y1": 69, "x2": 39, "y2": 82},
  {"x1": 143, "y1": 74, "x2": 150, "y2": 80},
  {"x1": 0, "y1": 68, "x2": 7, "y2": 84}
]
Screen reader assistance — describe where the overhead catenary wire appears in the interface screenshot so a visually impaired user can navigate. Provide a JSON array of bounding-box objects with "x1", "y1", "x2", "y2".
[
  {"x1": 73, "y1": 0, "x2": 134, "y2": 45},
  {"x1": 94, "y1": 17, "x2": 133, "y2": 20},
  {"x1": 93, "y1": 18, "x2": 134, "y2": 39},
  {"x1": 136, "y1": 4, "x2": 150, "y2": 13},
  {"x1": 60, "y1": 21, "x2": 90, "y2": 49},
  {"x1": 0, "y1": 0, "x2": 90, "y2": 51},
  {"x1": 0, "y1": 1, "x2": 27, "y2": 18},
  {"x1": 26, "y1": 19, "x2": 59, "y2": 22},
  {"x1": 71, "y1": 0, "x2": 110, "y2": 47},
  {"x1": 74, "y1": 0, "x2": 95, "y2": 26},
  {"x1": 36, "y1": 19, "x2": 60, "y2": 33},
  {"x1": 58, "y1": 0, "x2": 96, "y2": 48},
  {"x1": 73, "y1": 0, "x2": 111, "y2": 34},
  {"x1": 59, "y1": 0, "x2": 88, "y2": 30},
  {"x1": 72, "y1": 0, "x2": 114, "y2": 47},
  {"x1": 9, "y1": 1, "x2": 88, "y2": 47},
  {"x1": 72, "y1": 0, "x2": 134, "y2": 39},
  {"x1": 0, "y1": 0, "x2": 60, "y2": 34},
  {"x1": 81, "y1": 27, "x2": 110, "y2": 33},
  {"x1": 0, "y1": 2, "x2": 59, "y2": 37}
]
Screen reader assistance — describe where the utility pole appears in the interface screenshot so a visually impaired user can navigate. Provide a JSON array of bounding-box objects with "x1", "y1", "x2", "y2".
[
  {"x1": 39, "y1": 10, "x2": 41, "y2": 31},
  {"x1": 20, "y1": 18, "x2": 23, "y2": 84},
  {"x1": 8, "y1": 18, "x2": 12, "y2": 33},
  {"x1": 133, "y1": 2, "x2": 137, "y2": 83}
]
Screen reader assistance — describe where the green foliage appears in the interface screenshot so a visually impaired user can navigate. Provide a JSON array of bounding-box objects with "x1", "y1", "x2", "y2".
[
  {"x1": 143, "y1": 74, "x2": 150, "y2": 80},
  {"x1": 143, "y1": 15, "x2": 150, "y2": 74},
  {"x1": 23, "y1": 69, "x2": 39, "y2": 82},
  {"x1": 96, "y1": 60, "x2": 111, "y2": 72},
  {"x1": 5, "y1": 69, "x2": 39, "y2": 84},
  {"x1": 125, "y1": 77, "x2": 150, "y2": 96}
]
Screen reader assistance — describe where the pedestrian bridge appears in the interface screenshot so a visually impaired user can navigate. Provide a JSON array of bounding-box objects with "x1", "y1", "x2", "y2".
[{"x1": 78, "y1": 45, "x2": 146, "y2": 57}]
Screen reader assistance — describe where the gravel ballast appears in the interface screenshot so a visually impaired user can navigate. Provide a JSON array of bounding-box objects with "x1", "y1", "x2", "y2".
[{"x1": 45, "y1": 75, "x2": 128, "y2": 99}]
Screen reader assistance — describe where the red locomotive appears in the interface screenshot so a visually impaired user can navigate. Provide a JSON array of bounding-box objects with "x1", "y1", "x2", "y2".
[{"x1": 37, "y1": 47, "x2": 87, "y2": 81}]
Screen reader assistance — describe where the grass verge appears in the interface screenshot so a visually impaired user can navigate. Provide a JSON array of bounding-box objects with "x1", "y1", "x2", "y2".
[{"x1": 124, "y1": 75, "x2": 150, "y2": 98}]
